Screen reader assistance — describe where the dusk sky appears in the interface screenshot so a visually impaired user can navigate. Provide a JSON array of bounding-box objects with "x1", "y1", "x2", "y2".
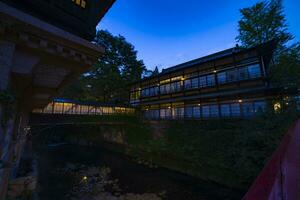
[{"x1": 97, "y1": 0, "x2": 300, "y2": 71}]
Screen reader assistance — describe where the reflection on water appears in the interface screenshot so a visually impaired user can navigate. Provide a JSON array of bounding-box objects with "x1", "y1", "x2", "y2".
[{"x1": 37, "y1": 145, "x2": 243, "y2": 200}]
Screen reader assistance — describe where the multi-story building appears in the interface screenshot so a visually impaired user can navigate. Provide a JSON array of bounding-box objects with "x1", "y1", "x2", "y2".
[{"x1": 130, "y1": 41, "x2": 283, "y2": 120}]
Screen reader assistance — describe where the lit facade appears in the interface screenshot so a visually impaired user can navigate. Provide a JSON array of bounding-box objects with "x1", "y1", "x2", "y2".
[
  {"x1": 32, "y1": 99, "x2": 135, "y2": 115},
  {"x1": 130, "y1": 42, "x2": 281, "y2": 120}
]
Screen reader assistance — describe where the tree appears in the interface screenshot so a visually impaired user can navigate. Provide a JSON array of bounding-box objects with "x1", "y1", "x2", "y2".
[
  {"x1": 151, "y1": 66, "x2": 160, "y2": 76},
  {"x1": 142, "y1": 66, "x2": 160, "y2": 78},
  {"x1": 236, "y1": 0, "x2": 293, "y2": 51},
  {"x1": 271, "y1": 43, "x2": 300, "y2": 88},
  {"x1": 236, "y1": 0, "x2": 300, "y2": 89},
  {"x1": 62, "y1": 30, "x2": 146, "y2": 103},
  {"x1": 61, "y1": 76, "x2": 91, "y2": 101}
]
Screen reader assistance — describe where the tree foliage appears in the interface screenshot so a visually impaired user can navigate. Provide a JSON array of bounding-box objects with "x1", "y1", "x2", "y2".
[
  {"x1": 237, "y1": 0, "x2": 300, "y2": 89},
  {"x1": 271, "y1": 43, "x2": 300, "y2": 88},
  {"x1": 236, "y1": 0, "x2": 293, "y2": 50},
  {"x1": 62, "y1": 30, "x2": 146, "y2": 103},
  {"x1": 151, "y1": 66, "x2": 160, "y2": 76}
]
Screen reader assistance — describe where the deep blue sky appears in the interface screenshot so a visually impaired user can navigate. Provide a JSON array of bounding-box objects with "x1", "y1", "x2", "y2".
[{"x1": 97, "y1": 0, "x2": 300, "y2": 71}]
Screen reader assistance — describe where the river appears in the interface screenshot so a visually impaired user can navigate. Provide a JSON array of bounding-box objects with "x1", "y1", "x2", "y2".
[{"x1": 36, "y1": 145, "x2": 243, "y2": 200}]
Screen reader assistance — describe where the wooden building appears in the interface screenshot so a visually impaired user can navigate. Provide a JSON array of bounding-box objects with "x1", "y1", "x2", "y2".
[{"x1": 130, "y1": 41, "x2": 282, "y2": 120}]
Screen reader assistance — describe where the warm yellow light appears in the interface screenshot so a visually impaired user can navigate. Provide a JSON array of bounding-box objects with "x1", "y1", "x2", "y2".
[
  {"x1": 274, "y1": 102, "x2": 281, "y2": 111},
  {"x1": 198, "y1": 104, "x2": 201, "y2": 106},
  {"x1": 168, "y1": 106, "x2": 171, "y2": 109},
  {"x1": 213, "y1": 70, "x2": 217, "y2": 73},
  {"x1": 238, "y1": 99, "x2": 243, "y2": 103},
  {"x1": 81, "y1": 0, "x2": 86, "y2": 8}
]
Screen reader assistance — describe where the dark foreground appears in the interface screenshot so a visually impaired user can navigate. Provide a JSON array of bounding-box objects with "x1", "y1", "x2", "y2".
[{"x1": 36, "y1": 145, "x2": 244, "y2": 200}]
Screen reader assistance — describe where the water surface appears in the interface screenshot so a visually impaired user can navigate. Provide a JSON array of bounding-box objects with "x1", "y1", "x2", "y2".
[{"x1": 37, "y1": 145, "x2": 243, "y2": 200}]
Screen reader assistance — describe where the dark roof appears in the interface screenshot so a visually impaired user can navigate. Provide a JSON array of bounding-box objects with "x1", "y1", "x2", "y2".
[{"x1": 161, "y1": 47, "x2": 239, "y2": 74}]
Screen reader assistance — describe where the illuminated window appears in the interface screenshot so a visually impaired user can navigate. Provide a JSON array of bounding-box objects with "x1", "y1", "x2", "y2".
[
  {"x1": 72, "y1": 0, "x2": 86, "y2": 8},
  {"x1": 274, "y1": 102, "x2": 281, "y2": 112},
  {"x1": 171, "y1": 76, "x2": 182, "y2": 81}
]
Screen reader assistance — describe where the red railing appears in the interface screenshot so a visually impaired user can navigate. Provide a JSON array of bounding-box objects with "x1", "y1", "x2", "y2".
[{"x1": 243, "y1": 119, "x2": 300, "y2": 200}]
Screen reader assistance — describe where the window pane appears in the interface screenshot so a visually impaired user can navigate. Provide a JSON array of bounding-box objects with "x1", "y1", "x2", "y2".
[
  {"x1": 206, "y1": 74, "x2": 215, "y2": 86},
  {"x1": 54, "y1": 103, "x2": 63, "y2": 114},
  {"x1": 202, "y1": 106, "x2": 210, "y2": 118},
  {"x1": 173, "y1": 82, "x2": 181, "y2": 92},
  {"x1": 165, "y1": 108, "x2": 172, "y2": 119},
  {"x1": 191, "y1": 78, "x2": 199, "y2": 88},
  {"x1": 174, "y1": 107, "x2": 184, "y2": 119},
  {"x1": 170, "y1": 83, "x2": 176, "y2": 92},
  {"x1": 154, "y1": 87, "x2": 159, "y2": 96},
  {"x1": 193, "y1": 106, "x2": 201, "y2": 118},
  {"x1": 146, "y1": 109, "x2": 158, "y2": 119},
  {"x1": 248, "y1": 64, "x2": 261, "y2": 78},
  {"x1": 185, "y1": 106, "x2": 193, "y2": 118},
  {"x1": 160, "y1": 109, "x2": 166, "y2": 119},
  {"x1": 230, "y1": 103, "x2": 241, "y2": 117},
  {"x1": 238, "y1": 67, "x2": 249, "y2": 80},
  {"x1": 184, "y1": 79, "x2": 191, "y2": 89},
  {"x1": 221, "y1": 104, "x2": 230, "y2": 117},
  {"x1": 254, "y1": 101, "x2": 266, "y2": 113},
  {"x1": 210, "y1": 105, "x2": 219, "y2": 118},
  {"x1": 160, "y1": 85, "x2": 165, "y2": 94},
  {"x1": 242, "y1": 102, "x2": 254, "y2": 117},
  {"x1": 226, "y1": 69, "x2": 238, "y2": 82},
  {"x1": 149, "y1": 88, "x2": 154, "y2": 96},
  {"x1": 144, "y1": 110, "x2": 150, "y2": 119},
  {"x1": 218, "y1": 72, "x2": 226, "y2": 84},
  {"x1": 141, "y1": 89, "x2": 146, "y2": 97},
  {"x1": 199, "y1": 76, "x2": 206, "y2": 88},
  {"x1": 165, "y1": 84, "x2": 170, "y2": 94}
]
